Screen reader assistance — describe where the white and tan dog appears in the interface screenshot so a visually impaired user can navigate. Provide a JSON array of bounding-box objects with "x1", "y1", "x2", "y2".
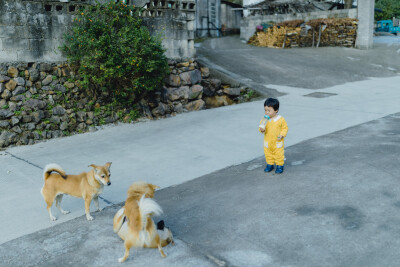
[
  {"x1": 113, "y1": 181, "x2": 174, "y2": 263},
  {"x1": 40, "y1": 162, "x2": 112, "y2": 221}
]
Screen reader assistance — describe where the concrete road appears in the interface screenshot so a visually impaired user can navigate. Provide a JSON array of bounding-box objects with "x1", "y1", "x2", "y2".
[
  {"x1": 196, "y1": 36, "x2": 400, "y2": 94},
  {"x1": 1, "y1": 36, "x2": 400, "y2": 266},
  {"x1": 1, "y1": 113, "x2": 400, "y2": 266}
]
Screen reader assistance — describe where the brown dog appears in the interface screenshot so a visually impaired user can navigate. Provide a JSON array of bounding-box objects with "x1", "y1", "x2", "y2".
[
  {"x1": 40, "y1": 162, "x2": 112, "y2": 221},
  {"x1": 113, "y1": 181, "x2": 174, "y2": 263}
]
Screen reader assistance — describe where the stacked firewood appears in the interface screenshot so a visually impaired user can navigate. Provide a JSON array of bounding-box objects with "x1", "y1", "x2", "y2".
[{"x1": 248, "y1": 18, "x2": 358, "y2": 48}]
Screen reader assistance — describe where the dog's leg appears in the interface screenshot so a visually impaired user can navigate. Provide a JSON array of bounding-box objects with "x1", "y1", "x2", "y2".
[
  {"x1": 156, "y1": 235, "x2": 167, "y2": 258},
  {"x1": 93, "y1": 196, "x2": 102, "y2": 212},
  {"x1": 47, "y1": 203, "x2": 56, "y2": 221},
  {"x1": 84, "y1": 197, "x2": 93, "y2": 221},
  {"x1": 118, "y1": 240, "x2": 132, "y2": 263},
  {"x1": 42, "y1": 189, "x2": 56, "y2": 221},
  {"x1": 55, "y1": 194, "x2": 70, "y2": 215}
]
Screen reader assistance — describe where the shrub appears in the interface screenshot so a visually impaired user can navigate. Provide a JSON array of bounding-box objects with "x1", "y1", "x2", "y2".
[
  {"x1": 375, "y1": 0, "x2": 400, "y2": 21},
  {"x1": 60, "y1": 1, "x2": 169, "y2": 104}
]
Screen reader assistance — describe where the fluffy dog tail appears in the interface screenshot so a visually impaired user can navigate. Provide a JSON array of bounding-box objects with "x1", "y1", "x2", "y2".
[
  {"x1": 138, "y1": 195, "x2": 163, "y2": 246},
  {"x1": 43, "y1": 163, "x2": 67, "y2": 180}
]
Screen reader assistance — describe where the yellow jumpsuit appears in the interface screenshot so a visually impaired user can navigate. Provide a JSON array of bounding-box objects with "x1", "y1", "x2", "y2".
[{"x1": 260, "y1": 115, "x2": 288, "y2": 166}]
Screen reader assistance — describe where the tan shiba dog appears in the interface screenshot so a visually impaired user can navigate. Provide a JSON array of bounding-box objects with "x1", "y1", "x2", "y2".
[
  {"x1": 40, "y1": 162, "x2": 112, "y2": 221},
  {"x1": 113, "y1": 181, "x2": 174, "y2": 263}
]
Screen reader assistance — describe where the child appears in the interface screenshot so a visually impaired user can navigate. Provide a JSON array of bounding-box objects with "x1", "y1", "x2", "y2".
[{"x1": 259, "y1": 98, "x2": 288, "y2": 174}]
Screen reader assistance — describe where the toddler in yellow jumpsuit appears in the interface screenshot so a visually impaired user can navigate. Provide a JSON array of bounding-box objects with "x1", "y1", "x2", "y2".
[{"x1": 259, "y1": 98, "x2": 288, "y2": 174}]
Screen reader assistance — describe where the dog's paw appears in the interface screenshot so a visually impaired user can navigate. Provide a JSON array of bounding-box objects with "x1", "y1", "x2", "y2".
[
  {"x1": 118, "y1": 257, "x2": 125, "y2": 263},
  {"x1": 61, "y1": 210, "x2": 70, "y2": 215},
  {"x1": 50, "y1": 215, "x2": 57, "y2": 221},
  {"x1": 86, "y1": 214, "x2": 94, "y2": 221}
]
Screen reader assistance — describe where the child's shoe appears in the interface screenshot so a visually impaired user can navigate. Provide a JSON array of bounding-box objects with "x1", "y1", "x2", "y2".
[
  {"x1": 264, "y1": 164, "x2": 274, "y2": 172},
  {"x1": 275, "y1": 165, "x2": 284, "y2": 174}
]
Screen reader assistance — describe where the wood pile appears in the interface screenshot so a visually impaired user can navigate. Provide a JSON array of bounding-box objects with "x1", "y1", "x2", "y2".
[{"x1": 248, "y1": 18, "x2": 358, "y2": 48}]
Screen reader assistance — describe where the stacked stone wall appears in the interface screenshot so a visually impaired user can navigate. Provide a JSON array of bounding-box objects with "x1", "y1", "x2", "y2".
[{"x1": 0, "y1": 60, "x2": 254, "y2": 148}]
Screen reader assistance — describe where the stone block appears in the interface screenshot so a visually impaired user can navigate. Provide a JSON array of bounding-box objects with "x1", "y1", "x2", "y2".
[
  {"x1": 189, "y1": 84, "x2": 203, "y2": 100},
  {"x1": 223, "y1": 87, "x2": 241, "y2": 96},
  {"x1": 185, "y1": 99, "x2": 205, "y2": 111},
  {"x1": 7, "y1": 67, "x2": 18, "y2": 78},
  {"x1": 5, "y1": 80, "x2": 17, "y2": 90},
  {"x1": 12, "y1": 86, "x2": 26, "y2": 96}
]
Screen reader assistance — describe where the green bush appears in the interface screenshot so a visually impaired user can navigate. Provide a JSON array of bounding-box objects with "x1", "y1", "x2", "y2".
[
  {"x1": 375, "y1": 0, "x2": 400, "y2": 21},
  {"x1": 60, "y1": 1, "x2": 169, "y2": 104}
]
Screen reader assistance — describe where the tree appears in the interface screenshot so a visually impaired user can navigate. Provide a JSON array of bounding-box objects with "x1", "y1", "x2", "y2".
[{"x1": 375, "y1": 0, "x2": 400, "y2": 21}]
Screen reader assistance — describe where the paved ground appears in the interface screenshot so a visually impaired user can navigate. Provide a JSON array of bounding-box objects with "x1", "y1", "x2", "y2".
[
  {"x1": 2, "y1": 113, "x2": 400, "y2": 266},
  {"x1": 1, "y1": 36, "x2": 400, "y2": 266},
  {"x1": 197, "y1": 35, "x2": 400, "y2": 95}
]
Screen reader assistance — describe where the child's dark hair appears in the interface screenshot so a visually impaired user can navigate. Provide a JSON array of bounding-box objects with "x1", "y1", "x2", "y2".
[{"x1": 264, "y1": 98, "x2": 279, "y2": 111}]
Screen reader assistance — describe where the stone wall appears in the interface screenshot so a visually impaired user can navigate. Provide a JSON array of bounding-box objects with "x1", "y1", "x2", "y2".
[
  {"x1": 0, "y1": 60, "x2": 254, "y2": 148},
  {"x1": 0, "y1": 0, "x2": 196, "y2": 62},
  {"x1": 240, "y1": 9, "x2": 358, "y2": 41}
]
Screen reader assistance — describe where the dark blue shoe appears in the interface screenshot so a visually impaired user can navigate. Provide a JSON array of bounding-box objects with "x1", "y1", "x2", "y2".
[
  {"x1": 264, "y1": 164, "x2": 274, "y2": 172},
  {"x1": 275, "y1": 165, "x2": 284, "y2": 174}
]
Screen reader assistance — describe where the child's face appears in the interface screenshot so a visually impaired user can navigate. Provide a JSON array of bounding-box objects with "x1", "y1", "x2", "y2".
[{"x1": 264, "y1": 106, "x2": 278, "y2": 118}]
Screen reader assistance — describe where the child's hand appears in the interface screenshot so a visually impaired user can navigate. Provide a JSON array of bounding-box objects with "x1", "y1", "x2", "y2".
[
  {"x1": 277, "y1": 135, "x2": 283, "y2": 140},
  {"x1": 259, "y1": 127, "x2": 265, "y2": 133}
]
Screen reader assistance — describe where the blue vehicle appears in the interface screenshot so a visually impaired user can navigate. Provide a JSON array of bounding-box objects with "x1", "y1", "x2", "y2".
[{"x1": 376, "y1": 20, "x2": 400, "y2": 35}]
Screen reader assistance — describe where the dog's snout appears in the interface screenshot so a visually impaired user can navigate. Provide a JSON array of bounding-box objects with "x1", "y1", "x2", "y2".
[{"x1": 107, "y1": 182, "x2": 111, "y2": 186}]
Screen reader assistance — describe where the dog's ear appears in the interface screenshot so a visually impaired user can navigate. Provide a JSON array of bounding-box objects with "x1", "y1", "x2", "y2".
[
  {"x1": 105, "y1": 162, "x2": 112, "y2": 168},
  {"x1": 89, "y1": 164, "x2": 98, "y2": 172}
]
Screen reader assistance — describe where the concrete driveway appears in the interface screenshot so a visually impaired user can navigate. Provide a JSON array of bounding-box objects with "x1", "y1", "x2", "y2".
[
  {"x1": 196, "y1": 35, "x2": 400, "y2": 94},
  {"x1": 1, "y1": 36, "x2": 400, "y2": 266}
]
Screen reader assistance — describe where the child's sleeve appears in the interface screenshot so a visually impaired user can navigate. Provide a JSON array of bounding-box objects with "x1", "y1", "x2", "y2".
[{"x1": 280, "y1": 118, "x2": 288, "y2": 137}]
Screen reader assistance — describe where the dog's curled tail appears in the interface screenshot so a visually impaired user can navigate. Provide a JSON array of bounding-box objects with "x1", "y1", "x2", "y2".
[
  {"x1": 139, "y1": 194, "x2": 163, "y2": 219},
  {"x1": 43, "y1": 163, "x2": 67, "y2": 180},
  {"x1": 138, "y1": 195, "x2": 163, "y2": 246}
]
